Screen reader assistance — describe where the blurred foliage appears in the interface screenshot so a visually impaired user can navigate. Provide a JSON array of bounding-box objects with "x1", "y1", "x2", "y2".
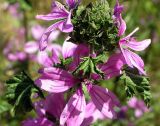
[{"x1": 0, "y1": 0, "x2": 160, "y2": 126}]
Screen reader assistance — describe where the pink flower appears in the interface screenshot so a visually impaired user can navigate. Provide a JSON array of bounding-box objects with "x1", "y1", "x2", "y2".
[
  {"x1": 3, "y1": 28, "x2": 27, "y2": 62},
  {"x1": 34, "y1": 41, "x2": 89, "y2": 93},
  {"x1": 25, "y1": 41, "x2": 62, "y2": 67},
  {"x1": 36, "y1": 0, "x2": 80, "y2": 50},
  {"x1": 31, "y1": 25, "x2": 60, "y2": 42},
  {"x1": 119, "y1": 28, "x2": 151, "y2": 75},
  {"x1": 128, "y1": 97, "x2": 149, "y2": 118},
  {"x1": 35, "y1": 40, "x2": 120, "y2": 125},
  {"x1": 7, "y1": 51, "x2": 27, "y2": 62},
  {"x1": 7, "y1": 3, "x2": 22, "y2": 18},
  {"x1": 35, "y1": 66, "x2": 120, "y2": 124},
  {"x1": 114, "y1": 1, "x2": 151, "y2": 75},
  {"x1": 24, "y1": 25, "x2": 61, "y2": 67}
]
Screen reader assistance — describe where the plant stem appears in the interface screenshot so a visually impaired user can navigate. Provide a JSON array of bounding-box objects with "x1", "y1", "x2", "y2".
[{"x1": 23, "y1": 10, "x2": 28, "y2": 42}]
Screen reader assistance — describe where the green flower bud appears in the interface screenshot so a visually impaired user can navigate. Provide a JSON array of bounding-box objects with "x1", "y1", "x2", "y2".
[{"x1": 70, "y1": 0, "x2": 120, "y2": 54}]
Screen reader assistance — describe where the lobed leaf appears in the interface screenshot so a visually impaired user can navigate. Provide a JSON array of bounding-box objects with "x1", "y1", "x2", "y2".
[
  {"x1": 5, "y1": 72, "x2": 44, "y2": 116},
  {"x1": 121, "y1": 68, "x2": 151, "y2": 107}
]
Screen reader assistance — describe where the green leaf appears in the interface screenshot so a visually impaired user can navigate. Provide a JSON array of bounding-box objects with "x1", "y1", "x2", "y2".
[
  {"x1": 121, "y1": 68, "x2": 151, "y2": 107},
  {"x1": 5, "y1": 71, "x2": 44, "y2": 116}
]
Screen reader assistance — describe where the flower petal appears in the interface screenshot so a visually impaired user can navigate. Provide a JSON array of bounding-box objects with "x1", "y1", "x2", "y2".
[
  {"x1": 34, "y1": 100, "x2": 46, "y2": 117},
  {"x1": 125, "y1": 39, "x2": 151, "y2": 51},
  {"x1": 45, "y1": 93, "x2": 65, "y2": 118},
  {"x1": 24, "y1": 41, "x2": 39, "y2": 54},
  {"x1": 35, "y1": 67, "x2": 77, "y2": 93},
  {"x1": 81, "y1": 101, "x2": 105, "y2": 126},
  {"x1": 58, "y1": 12, "x2": 73, "y2": 32},
  {"x1": 88, "y1": 85, "x2": 120, "y2": 119},
  {"x1": 31, "y1": 25, "x2": 45, "y2": 40},
  {"x1": 69, "y1": 44, "x2": 89, "y2": 71},
  {"x1": 113, "y1": 0, "x2": 126, "y2": 36},
  {"x1": 60, "y1": 89, "x2": 86, "y2": 126},
  {"x1": 22, "y1": 117, "x2": 53, "y2": 126},
  {"x1": 37, "y1": 51, "x2": 53, "y2": 67},
  {"x1": 100, "y1": 53, "x2": 126, "y2": 79},
  {"x1": 62, "y1": 38, "x2": 78, "y2": 59},
  {"x1": 66, "y1": 0, "x2": 81, "y2": 9},
  {"x1": 39, "y1": 21, "x2": 63, "y2": 51},
  {"x1": 122, "y1": 49, "x2": 146, "y2": 75},
  {"x1": 51, "y1": 48, "x2": 60, "y2": 64},
  {"x1": 118, "y1": 17, "x2": 126, "y2": 36},
  {"x1": 36, "y1": 1, "x2": 68, "y2": 21}
]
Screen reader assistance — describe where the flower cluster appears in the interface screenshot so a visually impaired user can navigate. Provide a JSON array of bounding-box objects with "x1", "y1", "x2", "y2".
[{"x1": 22, "y1": 0, "x2": 151, "y2": 125}]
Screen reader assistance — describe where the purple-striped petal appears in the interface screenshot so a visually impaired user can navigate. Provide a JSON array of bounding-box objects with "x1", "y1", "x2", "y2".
[
  {"x1": 45, "y1": 93, "x2": 65, "y2": 118},
  {"x1": 37, "y1": 51, "x2": 53, "y2": 67},
  {"x1": 88, "y1": 85, "x2": 120, "y2": 119},
  {"x1": 39, "y1": 21, "x2": 63, "y2": 51},
  {"x1": 50, "y1": 48, "x2": 60, "y2": 64},
  {"x1": 58, "y1": 12, "x2": 73, "y2": 33},
  {"x1": 62, "y1": 38, "x2": 77, "y2": 59},
  {"x1": 60, "y1": 89, "x2": 86, "y2": 126},
  {"x1": 122, "y1": 49, "x2": 146, "y2": 75},
  {"x1": 113, "y1": 0, "x2": 126, "y2": 36},
  {"x1": 36, "y1": 1, "x2": 68, "y2": 21},
  {"x1": 125, "y1": 39, "x2": 151, "y2": 51},
  {"x1": 118, "y1": 17, "x2": 126, "y2": 36},
  {"x1": 81, "y1": 101, "x2": 105, "y2": 126},
  {"x1": 100, "y1": 53, "x2": 126, "y2": 79},
  {"x1": 66, "y1": 0, "x2": 81, "y2": 9},
  {"x1": 35, "y1": 67, "x2": 77, "y2": 93},
  {"x1": 34, "y1": 101, "x2": 46, "y2": 117}
]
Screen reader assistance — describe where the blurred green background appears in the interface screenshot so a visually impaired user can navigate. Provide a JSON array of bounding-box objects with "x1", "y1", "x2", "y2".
[{"x1": 0, "y1": 0, "x2": 160, "y2": 126}]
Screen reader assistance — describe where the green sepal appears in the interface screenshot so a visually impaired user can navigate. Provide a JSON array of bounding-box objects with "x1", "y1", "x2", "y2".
[
  {"x1": 73, "y1": 57, "x2": 104, "y2": 78},
  {"x1": 54, "y1": 57, "x2": 73, "y2": 69}
]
